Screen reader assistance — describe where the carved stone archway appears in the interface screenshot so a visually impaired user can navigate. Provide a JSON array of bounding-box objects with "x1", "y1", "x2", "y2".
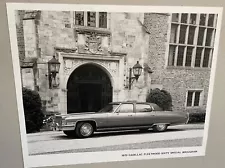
[
  {"x1": 66, "y1": 63, "x2": 113, "y2": 113},
  {"x1": 57, "y1": 52, "x2": 125, "y2": 114}
]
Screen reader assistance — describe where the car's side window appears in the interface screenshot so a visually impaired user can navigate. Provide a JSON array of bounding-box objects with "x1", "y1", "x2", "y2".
[
  {"x1": 136, "y1": 104, "x2": 152, "y2": 112},
  {"x1": 116, "y1": 104, "x2": 134, "y2": 113}
]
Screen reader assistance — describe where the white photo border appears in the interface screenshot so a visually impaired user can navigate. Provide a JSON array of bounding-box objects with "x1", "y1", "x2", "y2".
[{"x1": 6, "y1": 3, "x2": 223, "y2": 168}]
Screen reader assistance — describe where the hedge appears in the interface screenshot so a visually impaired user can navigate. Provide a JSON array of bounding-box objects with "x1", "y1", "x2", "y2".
[
  {"x1": 146, "y1": 88, "x2": 173, "y2": 111},
  {"x1": 188, "y1": 112, "x2": 206, "y2": 123},
  {"x1": 22, "y1": 87, "x2": 44, "y2": 133}
]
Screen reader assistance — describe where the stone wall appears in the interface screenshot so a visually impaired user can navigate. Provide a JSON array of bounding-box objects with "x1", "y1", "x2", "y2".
[
  {"x1": 162, "y1": 68, "x2": 210, "y2": 112},
  {"x1": 37, "y1": 11, "x2": 75, "y2": 57},
  {"x1": 15, "y1": 10, "x2": 26, "y2": 63},
  {"x1": 17, "y1": 11, "x2": 212, "y2": 114},
  {"x1": 23, "y1": 19, "x2": 38, "y2": 58},
  {"x1": 21, "y1": 68, "x2": 35, "y2": 90},
  {"x1": 16, "y1": 11, "x2": 151, "y2": 113},
  {"x1": 144, "y1": 13, "x2": 169, "y2": 85},
  {"x1": 37, "y1": 11, "x2": 151, "y2": 109},
  {"x1": 110, "y1": 12, "x2": 150, "y2": 101},
  {"x1": 33, "y1": 11, "x2": 75, "y2": 114},
  {"x1": 16, "y1": 11, "x2": 39, "y2": 95},
  {"x1": 144, "y1": 13, "x2": 210, "y2": 113}
]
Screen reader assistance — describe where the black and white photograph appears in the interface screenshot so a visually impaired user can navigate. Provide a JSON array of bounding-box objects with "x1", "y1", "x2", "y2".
[{"x1": 6, "y1": 3, "x2": 223, "y2": 168}]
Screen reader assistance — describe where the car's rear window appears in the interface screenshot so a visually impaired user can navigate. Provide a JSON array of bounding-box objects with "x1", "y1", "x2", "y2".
[
  {"x1": 150, "y1": 103, "x2": 162, "y2": 111},
  {"x1": 136, "y1": 104, "x2": 152, "y2": 112}
]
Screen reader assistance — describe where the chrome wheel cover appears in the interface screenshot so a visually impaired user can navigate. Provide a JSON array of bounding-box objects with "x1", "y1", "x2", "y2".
[
  {"x1": 157, "y1": 124, "x2": 166, "y2": 131},
  {"x1": 80, "y1": 123, "x2": 93, "y2": 137}
]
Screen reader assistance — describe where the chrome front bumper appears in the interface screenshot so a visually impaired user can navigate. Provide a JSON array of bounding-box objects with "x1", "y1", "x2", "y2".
[
  {"x1": 54, "y1": 116, "x2": 76, "y2": 131},
  {"x1": 55, "y1": 124, "x2": 76, "y2": 131}
]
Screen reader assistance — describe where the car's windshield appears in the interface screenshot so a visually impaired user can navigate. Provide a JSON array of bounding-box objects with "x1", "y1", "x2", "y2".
[{"x1": 98, "y1": 104, "x2": 119, "y2": 113}]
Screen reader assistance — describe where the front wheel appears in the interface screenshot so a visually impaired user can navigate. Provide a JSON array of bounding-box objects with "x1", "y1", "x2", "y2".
[
  {"x1": 153, "y1": 124, "x2": 168, "y2": 132},
  {"x1": 75, "y1": 122, "x2": 94, "y2": 138}
]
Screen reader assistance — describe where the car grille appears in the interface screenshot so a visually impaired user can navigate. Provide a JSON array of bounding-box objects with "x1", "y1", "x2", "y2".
[
  {"x1": 61, "y1": 119, "x2": 66, "y2": 125},
  {"x1": 54, "y1": 115, "x2": 62, "y2": 126}
]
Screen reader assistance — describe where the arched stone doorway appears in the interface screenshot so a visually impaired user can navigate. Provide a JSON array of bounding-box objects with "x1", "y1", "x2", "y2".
[{"x1": 66, "y1": 63, "x2": 113, "y2": 113}]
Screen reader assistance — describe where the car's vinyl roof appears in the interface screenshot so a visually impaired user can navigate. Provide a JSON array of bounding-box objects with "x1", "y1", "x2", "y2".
[
  {"x1": 108, "y1": 101, "x2": 162, "y2": 111},
  {"x1": 109, "y1": 101, "x2": 157, "y2": 105}
]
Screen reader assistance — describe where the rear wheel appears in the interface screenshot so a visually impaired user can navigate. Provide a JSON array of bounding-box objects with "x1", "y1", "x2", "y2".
[
  {"x1": 153, "y1": 124, "x2": 168, "y2": 132},
  {"x1": 75, "y1": 122, "x2": 94, "y2": 138}
]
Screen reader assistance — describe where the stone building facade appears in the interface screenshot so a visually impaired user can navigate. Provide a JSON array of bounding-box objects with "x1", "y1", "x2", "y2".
[
  {"x1": 144, "y1": 13, "x2": 217, "y2": 113},
  {"x1": 15, "y1": 10, "x2": 218, "y2": 115}
]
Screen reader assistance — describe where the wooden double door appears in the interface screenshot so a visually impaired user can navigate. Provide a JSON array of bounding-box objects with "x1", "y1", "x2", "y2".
[{"x1": 67, "y1": 64, "x2": 112, "y2": 113}]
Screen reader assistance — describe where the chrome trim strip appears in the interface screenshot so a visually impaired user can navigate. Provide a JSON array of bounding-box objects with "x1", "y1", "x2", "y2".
[
  {"x1": 112, "y1": 103, "x2": 122, "y2": 113},
  {"x1": 152, "y1": 123, "x2": 170, "y2": 126},
  {"x1": 186, "y1": 112, "x2": 190, "y2": 124},
  {"x1": 71, "y1": 119, "x2": 98, "y2": 128},
  {"x1": 61, "y1": 125, "x2": 76, "y2": 131}
]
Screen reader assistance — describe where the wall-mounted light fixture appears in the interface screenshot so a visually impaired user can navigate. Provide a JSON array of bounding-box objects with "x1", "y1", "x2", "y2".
[
  {"x1": 128, "y1": 61, "x2": 143, "y2": 90},
  {"x1": 48, "y1": 56, "x2": 60, "y2": 88}
]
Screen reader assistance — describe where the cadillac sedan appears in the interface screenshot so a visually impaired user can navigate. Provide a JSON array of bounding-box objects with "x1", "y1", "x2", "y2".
[{"x1": 54, "y1": 101, "x2": 189, "y2": 138}]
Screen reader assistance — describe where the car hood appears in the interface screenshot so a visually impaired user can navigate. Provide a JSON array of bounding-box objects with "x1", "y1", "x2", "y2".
[
  {"x1": 57, "y1": 111, "x2": 101, "y2": 119},
  {"x1": 67, "y1": 112, "x2": 97, "y2": 115}
]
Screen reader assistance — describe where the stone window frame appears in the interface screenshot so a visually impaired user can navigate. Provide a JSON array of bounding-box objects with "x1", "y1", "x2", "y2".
[
  {"x1": 185, "y1": 89, "x2": 204, "y2": 108},
  {"x1": 73, "y1": 11, "x2": 109, "y2": 29},
  {"x1": 167, "y1": 13, "x2": 217, "y2": 69}
]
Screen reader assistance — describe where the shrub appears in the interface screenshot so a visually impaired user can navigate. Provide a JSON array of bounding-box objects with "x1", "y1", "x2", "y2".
[
  {"x1": 188, "y1": 112, "x2": 206, "y2": 123},
  {"x1": 22, "y1": 87, "x2": 44, "y2": 133},
  {"x1": 146, "y1": 88, "x2": 173, "y2": 111}
]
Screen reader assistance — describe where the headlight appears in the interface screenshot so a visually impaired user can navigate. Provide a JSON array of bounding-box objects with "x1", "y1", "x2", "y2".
[{"x1": 62, "y1": 119, "x2": 67, "y2": 125}]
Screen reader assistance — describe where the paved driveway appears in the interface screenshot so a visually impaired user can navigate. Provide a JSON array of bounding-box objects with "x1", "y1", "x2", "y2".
[{"x1": 27, "y1": 124, "x2": 204, "y2": 155}]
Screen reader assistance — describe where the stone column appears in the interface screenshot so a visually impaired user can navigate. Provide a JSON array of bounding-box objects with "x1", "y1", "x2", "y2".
[
  {"x1": 23, "y1": 19, "x2": 38, "y2": 59},
  {"x1": 58, "y1": 52, "x2": 67, "y2": 114}
]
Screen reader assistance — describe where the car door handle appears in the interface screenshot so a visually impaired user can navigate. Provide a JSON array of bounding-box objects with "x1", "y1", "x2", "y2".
[{"x1": 128, "y1": 115, "x2": 133, "y2": 116}]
